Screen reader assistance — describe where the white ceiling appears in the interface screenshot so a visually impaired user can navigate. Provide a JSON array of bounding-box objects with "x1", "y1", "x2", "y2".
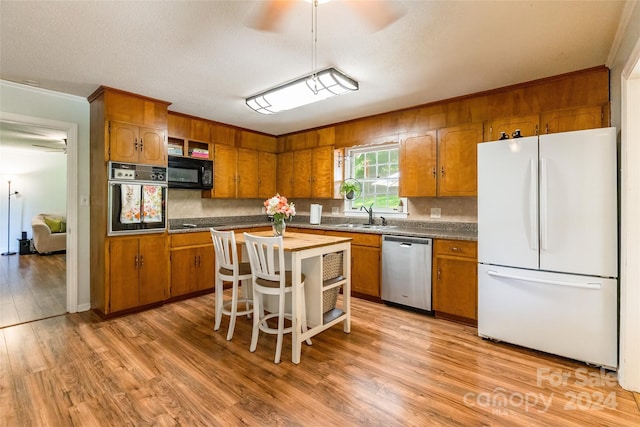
[{"x1": 0, "y1": 1, "x2": 628, "y2": 137}]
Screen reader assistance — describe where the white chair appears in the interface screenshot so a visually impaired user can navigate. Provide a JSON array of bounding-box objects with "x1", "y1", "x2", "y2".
[
  {"x1": 210, "y1": 229, "x2": 253, "y2": 341},
  {"x1": 243, "y1": 233, "x2": 312, "y2": 364}
]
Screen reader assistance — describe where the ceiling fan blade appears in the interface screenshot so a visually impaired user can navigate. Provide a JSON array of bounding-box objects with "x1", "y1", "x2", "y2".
[
  {"x1": 32, "y1": 144, "x2": 65, "y2": 152},
  {"x1": 345, "y1": 0, "x2": 406, "y2": 32},
  {"x1": 247, "y1": 0, "x2": 297, "y2": 32}
]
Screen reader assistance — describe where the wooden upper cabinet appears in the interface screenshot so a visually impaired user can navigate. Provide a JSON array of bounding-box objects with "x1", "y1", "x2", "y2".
[
  {"x1": 292, "y1": 149, "x2": 313, "y2": 198},
  {"x1": 237, "y1": 148, "x2": 259, "y2": 198},
  {"x1": 238, "y1": 130, "x2": 278, "y2": 153},
  {"x1": 486, "y1": 114, "x2": 540, "y2": 141},
  {"x1": 102, "y1": 89, "x2": 169, "y2": 129},
  {"x1": 167, "y1": 113, "x2": 190, "y2": 139},
  {"x1": 258, "y1": 151, "x2": 277, "y2": 199},
  {"x1": 311, "y1": 145, "x2": 334, "y2": 198},
  {"x1": 437, "y1": 123, "x2": 483, "y2": 197},
  {"x1": 541, "y1": 105, "x2": 604, "y2": 134},
  {"x1": 287, "y1": 146, "x2": 334, "y2": 199},
  {"x1": 109, "y1": 121, "x2": 166, "y2": 166},
  {"x1": 138, "y1": 127, "x2": 167, "y2": 165},
  {"x1": 399, "y1": 131, "x2": 437, "y2": 197},
  {"x1": 277, "y1": 151, "x2": 294, "y2": 197},
  {"x1": 190, "y1": 118, "x2": 211, "y2": 142},
  {"x1": 211, "y1": 123, "x2": 236, "y2": 145},
  {"x1": 209, "y1": 145, "x2": 272, "y2": 199},
  {"x1": 109, "y1": 122, "x2": 138, "y2": 163},
  {"x1": 214, "y1": 144, "x2": 238, "y2": 198}
]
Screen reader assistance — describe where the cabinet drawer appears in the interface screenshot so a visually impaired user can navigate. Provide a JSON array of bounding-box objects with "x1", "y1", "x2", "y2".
[
  {"x1": 434, "y1": 239, "x2": 477, "y2": 258},
  {"x1": 324, "y1": 230, "x2": 381, "y2": 247},
  {"x1": 171, "y1": 231, "x2": 212, "y2": 248}
]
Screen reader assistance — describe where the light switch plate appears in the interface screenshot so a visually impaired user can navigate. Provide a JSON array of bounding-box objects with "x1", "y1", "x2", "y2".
[{"x1": 430, "y1": 207, "x2": 441, "y2": 218}]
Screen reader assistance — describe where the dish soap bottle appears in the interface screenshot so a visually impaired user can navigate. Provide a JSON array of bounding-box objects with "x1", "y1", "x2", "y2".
[{"x1": 398, "y1": 199, "x2": 404, "y2": 213}]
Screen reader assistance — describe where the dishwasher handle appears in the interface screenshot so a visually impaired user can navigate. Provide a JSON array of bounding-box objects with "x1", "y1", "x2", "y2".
[
  {"x1": 383, "y1": 235, "x2": 432, "y2": 245},
  {"x1": 400, "y1": 242, "x2": 412, "y2": 248}
]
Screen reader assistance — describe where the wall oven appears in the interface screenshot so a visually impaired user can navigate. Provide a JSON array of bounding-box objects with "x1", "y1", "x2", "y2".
[
  {"x1": 168, "y1": 155, "x2": 213, "y2": 190},
  {"x1": 108, "y1": 162, "x2": 168, "y2": 236}
]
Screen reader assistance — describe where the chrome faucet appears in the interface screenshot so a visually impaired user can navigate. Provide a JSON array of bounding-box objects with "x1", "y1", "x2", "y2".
[{"x1": 361, "y1": 204, "x2": 374, "y2": 225}]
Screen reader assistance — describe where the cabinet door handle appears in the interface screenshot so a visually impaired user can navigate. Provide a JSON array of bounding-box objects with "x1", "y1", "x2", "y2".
[
  {"x1": 432, "y1": 167, "x2": 436, "y2": 178},
  {"x1": 135, "y1": 254, "x2": 139, "y2": 268},
  {"x1": 197, "y1": 255, "x2": 201, "y2": 267},
  {"x1": 437, "y1": 268, "x2": 441, "y2": 280},
  {"x1": 139, "y1": 138, "x2": 144, "y2": 151},
  {"x1": 140, "y1": 254, "x2": 144, "y2": 267},
  {"x1": 450, "y1": 246, "x2": 461, "y2": 252},
  {"x1": 194, "y1": 256, "x2": 198, "y2": 266},
  {"x1": 134, "y1": 138, "x2": 139, "y2": 151},
  {"x1": 441, "y1": 166, "x2": 445, "y2": 177}
]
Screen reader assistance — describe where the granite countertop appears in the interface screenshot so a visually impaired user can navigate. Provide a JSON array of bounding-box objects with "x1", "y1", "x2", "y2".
[{"x1": 169, "y1": 215, "x2": 477, "y2": 241}]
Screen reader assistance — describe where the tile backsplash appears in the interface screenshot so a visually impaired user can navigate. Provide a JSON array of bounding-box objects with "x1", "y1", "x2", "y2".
[{"x1": 168, "y1": 189, "x2": 477, "y2": 223}]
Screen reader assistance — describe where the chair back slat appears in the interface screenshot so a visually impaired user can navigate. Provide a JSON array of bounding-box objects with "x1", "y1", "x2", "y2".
[
  {"x1": 210, "y1": 229, "x2": 239, "y2": 273},
  {"x1": 244, "y1": 233, "x2": 285, "y2": 287}
]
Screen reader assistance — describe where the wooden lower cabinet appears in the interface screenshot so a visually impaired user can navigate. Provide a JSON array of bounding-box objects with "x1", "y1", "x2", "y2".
[
  {"x1": 350, "y1": 245, "x2": 381, "y2": 297},
  {"x1": 432, "y1": 239, "x2": 477, "y2": 325},
  {"x1": 170, "y1": 232, "x2": 215, "y2": 297},
  {"x1": 321, "y1": 229, "x2": 381, "y2": 299},
  {"x1": 108, "y1": 234, "x2": 169, "y2": 313}
]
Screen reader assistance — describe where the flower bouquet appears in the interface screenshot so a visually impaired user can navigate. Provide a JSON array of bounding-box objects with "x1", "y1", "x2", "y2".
[{"x1": 264, "y1": 194, "x2": 296, "y2": 236}]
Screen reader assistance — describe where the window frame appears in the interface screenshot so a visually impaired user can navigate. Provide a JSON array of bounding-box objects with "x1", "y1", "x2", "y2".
[{"x1": 343, "y1": 143, "x2": 407, "y2": 218}]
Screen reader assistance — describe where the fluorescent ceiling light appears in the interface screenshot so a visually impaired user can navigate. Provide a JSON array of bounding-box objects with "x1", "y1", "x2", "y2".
[{"x1": 246, "y1": 67, "x2": 358, "y2": 115}]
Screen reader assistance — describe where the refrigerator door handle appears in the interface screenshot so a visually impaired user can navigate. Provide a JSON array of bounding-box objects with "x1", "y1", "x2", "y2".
[
  {"x1": 486, "y1": 270, "x2": 602, "y2": 290},
  {"x1": 539, "y1": 158, "x2": 548, "y2": 250},
  {"x1": 530, "y1": 159, "x2": 538, "y2": 251}
]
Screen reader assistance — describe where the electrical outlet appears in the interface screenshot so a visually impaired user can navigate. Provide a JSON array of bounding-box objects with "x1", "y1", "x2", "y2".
[
  {"x1": 430, "y1": 207, "x2": 441, "y2": 218},
  {"x1": 331, "y1": 207, "x2": 340, "y2": 215}
]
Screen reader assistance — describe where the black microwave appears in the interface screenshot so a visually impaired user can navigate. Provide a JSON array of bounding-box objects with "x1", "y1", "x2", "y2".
[{"x1": 168, "y1": 155, "x2": 213, "y2": 190}]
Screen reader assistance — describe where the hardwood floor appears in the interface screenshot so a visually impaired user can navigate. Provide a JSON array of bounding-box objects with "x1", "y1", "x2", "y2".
[
  {"x1": 0, "y1": 252, "x2": 66, "y2": 328},
  {"x1": 1, "y1": 292, "x2": 639, "y2": 426}
]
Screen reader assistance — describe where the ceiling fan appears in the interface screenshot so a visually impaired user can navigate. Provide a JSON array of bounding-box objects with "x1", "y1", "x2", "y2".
[
  {"x1": 248, "y1": 0, "x2": 406, "y2": 33},
  {"x1": 0, "y1": 121, "x2": 68, "y2": 153},
  {"x1": 32, "y1": 138, "x2": 67, "y2": 154}
]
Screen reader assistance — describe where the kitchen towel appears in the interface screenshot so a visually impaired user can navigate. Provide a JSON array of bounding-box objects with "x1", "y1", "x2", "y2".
[
  {"x1": 142, "y1": 185, "x2": 163, "y2": 223},
  {"x1": 120, "y1": 184, "x2": 141, "y2": 224}
]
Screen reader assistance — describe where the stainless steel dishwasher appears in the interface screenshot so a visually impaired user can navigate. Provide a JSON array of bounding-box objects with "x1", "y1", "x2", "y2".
[{"x1": 381, "y1": 235, "x2": 433, "y2": 311}]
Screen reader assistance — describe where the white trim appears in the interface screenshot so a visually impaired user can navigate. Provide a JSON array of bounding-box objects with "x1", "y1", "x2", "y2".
[
  {"x1": 618, "y1": 35, "x2": 640, "y2": 392},
  {"x1": 0, "y1": 112, "x2": 79, "y2": 313},
  {"x1": 606, "y1": 0, "x2": 639, "y2": 68},
  {"x1": 0, "y1": 80, "x2": 87, "y2": 102}
]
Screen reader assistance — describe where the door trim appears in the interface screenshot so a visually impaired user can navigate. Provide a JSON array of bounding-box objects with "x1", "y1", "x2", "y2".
[{"x1": 0, "y1": 111, "x2": 79, "y2": 313}]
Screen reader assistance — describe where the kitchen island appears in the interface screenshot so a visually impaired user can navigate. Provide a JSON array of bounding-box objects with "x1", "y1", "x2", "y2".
[{"x1": 234, "y1": 230, "x2": 352, "y2": 364}]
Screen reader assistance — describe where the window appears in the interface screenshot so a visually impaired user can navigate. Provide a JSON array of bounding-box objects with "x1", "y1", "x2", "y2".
[{"x1": 345, "y1": 144, "x2": 402, "y2": 213}]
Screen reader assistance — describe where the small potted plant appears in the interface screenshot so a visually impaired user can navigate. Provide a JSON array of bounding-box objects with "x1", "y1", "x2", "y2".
[{"x1": 339, "y1": 179, "x2": 360, "y2": 200}]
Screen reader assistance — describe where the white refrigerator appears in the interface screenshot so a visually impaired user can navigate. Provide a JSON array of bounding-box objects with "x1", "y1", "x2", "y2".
[{"x1": 477, "y1": 127, "x2": 618, "y2": 369}]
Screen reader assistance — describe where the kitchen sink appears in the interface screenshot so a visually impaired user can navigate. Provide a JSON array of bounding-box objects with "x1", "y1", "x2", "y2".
[
  {"x1": 334, "y1": 223, "x2": 398, "y2": 230},
  {"x1": 179, "y1": 223, "x2": 221, "y2": 229}
]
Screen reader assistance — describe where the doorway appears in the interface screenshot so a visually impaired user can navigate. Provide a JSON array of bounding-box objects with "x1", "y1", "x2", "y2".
[{"x1": 0, "y1": 112, "x2": 78, "y2": 327}]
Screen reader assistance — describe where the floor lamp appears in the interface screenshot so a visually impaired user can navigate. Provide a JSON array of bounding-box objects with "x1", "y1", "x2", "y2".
[{"x1": 1, "y1": 180, "x2": 19, "y2": 256}]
